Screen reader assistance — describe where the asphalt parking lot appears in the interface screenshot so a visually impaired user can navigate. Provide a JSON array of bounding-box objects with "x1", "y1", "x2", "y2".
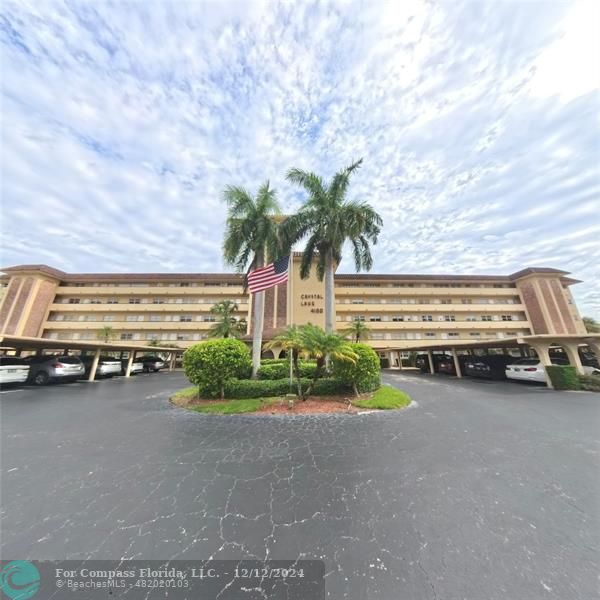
[{"x1": 1, "y1": 370, "x2": 598, "y2": 599}]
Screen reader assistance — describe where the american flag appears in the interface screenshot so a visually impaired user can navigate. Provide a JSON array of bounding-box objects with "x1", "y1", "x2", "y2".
[{"x1": 247, "y1": 256, "x2": 289, "y2": 294}]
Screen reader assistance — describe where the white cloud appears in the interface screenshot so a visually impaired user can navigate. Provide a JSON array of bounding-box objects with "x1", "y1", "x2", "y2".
[{"x1": 0, "y1": 0, "x2": 598, "y2": 317}]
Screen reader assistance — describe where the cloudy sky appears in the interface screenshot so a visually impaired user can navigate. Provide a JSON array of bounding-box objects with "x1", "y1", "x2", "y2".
[{"x1": 1, "y1": 1, "x2": 599, "y2": 316}]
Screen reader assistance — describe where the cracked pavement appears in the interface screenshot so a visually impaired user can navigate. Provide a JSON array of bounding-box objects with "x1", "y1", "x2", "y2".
[{"x1": 1, "y1": 370, "x2": 598, "y2": 599}]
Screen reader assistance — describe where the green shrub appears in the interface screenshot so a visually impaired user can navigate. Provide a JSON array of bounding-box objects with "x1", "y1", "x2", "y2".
[
  {"x1": 579, "y1": 375, "x2": 600, "y2": 392},
  {"x1": 223, "y1": 377, "x2": 350, "y2": 399},
  {"x1": 546, "y1": 365, "x2": 581, "y2": 390},
  {"x1": 257, "y1": 363, "x2": 289, "y2": 380},
  {"x1": 332, "y1": 343, "x2": 381, "y2": 395},
  {"x1": 260, "y1": 358, "x2": 288, "y2": 365},
  {"x1": 183, "y1": 339, "x2": 252, "y2": 399}
]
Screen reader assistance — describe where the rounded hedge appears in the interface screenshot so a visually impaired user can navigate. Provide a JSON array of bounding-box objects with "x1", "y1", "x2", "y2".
[
  {"x1": 183, "y1": 338, "x2": 251, "y2": 398},
  {"x1": 332, "y1": 342, "x2": 381, "y2": 394}
]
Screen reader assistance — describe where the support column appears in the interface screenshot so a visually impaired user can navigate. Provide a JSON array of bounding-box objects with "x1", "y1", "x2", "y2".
[
  {"x1": 561, "y1": 343, "x2": 585, "y2": 376},
  {"x1": 169, "y1": 353, "x2": 176, "y2": 371},
  {"x1": 125, "y1": 351, "x2": 135, "y2": 378},
  {"x1": 451, "y1": 348, "x2": 462, "y2": 378},
  {"x1": 398, "y1": 352, "x2": 404, "y2": 371},
  {"x1": 531, "y1": 344, "x2": 554, "y2": 389},
  {"x1": 88, "y1": 348, "x2": 101, "y2": 382},
  {"x1": 427, "y1": 350, "x2": 435, "y2": 374}
]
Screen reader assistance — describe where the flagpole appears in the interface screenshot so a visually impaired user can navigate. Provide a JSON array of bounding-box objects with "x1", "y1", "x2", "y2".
[{"x1": 288, "y1": 254, "x2": 293, "y2": 392}]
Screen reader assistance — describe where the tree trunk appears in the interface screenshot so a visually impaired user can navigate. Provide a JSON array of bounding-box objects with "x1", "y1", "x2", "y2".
[
  {"x1": 251, "y1": 255, "x2": 265, "y2": 378},
  {"x1": 324, "y1": 249, "x2": 335, "y2": 333}
]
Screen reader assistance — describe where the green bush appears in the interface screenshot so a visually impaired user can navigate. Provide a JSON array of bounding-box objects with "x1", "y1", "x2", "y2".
[
  {"x1": 183, "y1": 339, "x2": 252, "y2": 398},
  {"x1": 332, "y1": 343, "x2": 381, "y2": 395},
  {"x1": 223, "y1": 377, "x2": 350, "y2": 399},
  {"x1": 546, "y1": 365, "x2": 581, "y2": 390},
  {"x1": 257, "y1": 361, "x2": 318, "y2": 380},
  {"x1": 260, "y1": 358, "x2": 288, "y2": 365},
  {"x1": 257, "y1": 363, "x2": 289, "y2": 380},
  {"x1": 579, "y1": 375, "x2": 600, "y2": 392}
]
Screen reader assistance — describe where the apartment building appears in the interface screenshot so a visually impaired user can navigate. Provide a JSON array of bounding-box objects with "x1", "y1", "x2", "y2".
[{"x1": 0, "y1": 258, "x2": 586, "y2": 358}]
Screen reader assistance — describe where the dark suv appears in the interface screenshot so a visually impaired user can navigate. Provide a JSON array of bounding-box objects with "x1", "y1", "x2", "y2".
[
  {"x1": 415, "y1": 354, "x2": 453, "y2": 374},
  {"x1": 464, "y1": 355, "x2": 516, "y2": 380}
]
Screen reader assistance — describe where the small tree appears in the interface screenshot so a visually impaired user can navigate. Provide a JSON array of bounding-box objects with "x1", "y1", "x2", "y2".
[
  {"x1": 183, "y1": 338, "x2": 251, "y2": 399},
  {"x1": 208, "y1": 300, "x2": 247, "y2": 339},
  {"x1": 97, "y1": 326, "x2": 115, "y2": 343},
  {"x1": 269, "y1": 324, "x2": 357, "y2": 400},
  {"x1": 343, "y1": 319, "x2": 371, "y2": 343},
  {"x1": 332, "y1": 343, "x2": 380, "y2": 396}
]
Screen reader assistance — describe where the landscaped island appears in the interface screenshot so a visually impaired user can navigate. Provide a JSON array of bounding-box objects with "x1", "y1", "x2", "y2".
[{"x1": 170, "y1": 327, "x2": 412, "y2": 415}]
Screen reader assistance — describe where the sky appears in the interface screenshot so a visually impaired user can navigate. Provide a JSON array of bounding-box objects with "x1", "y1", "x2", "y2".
[{"x1": 1, "y1": 0, "x2": 599, "y2": 317}]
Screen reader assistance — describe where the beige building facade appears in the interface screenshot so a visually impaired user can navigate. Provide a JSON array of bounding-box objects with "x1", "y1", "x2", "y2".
[{"x1": 0, "y1": 258, "x2": 587, "y2": 359}]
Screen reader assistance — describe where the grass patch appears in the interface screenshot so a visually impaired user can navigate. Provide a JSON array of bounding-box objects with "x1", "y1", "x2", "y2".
[
  {"x1": 352, "y1": 385, "x2": 411, "y2": 410},
  {"x1": 171, "y1": 386, "x2": 198, "y2": 401},
  {"x1": 191, "y1": 397, "x2": 280, "y2": 415}
]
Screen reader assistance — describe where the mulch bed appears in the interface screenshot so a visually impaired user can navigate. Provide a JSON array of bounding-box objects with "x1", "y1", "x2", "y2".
[{"x1": 255, "y1": 396, "x2": 359, "y2": 414}]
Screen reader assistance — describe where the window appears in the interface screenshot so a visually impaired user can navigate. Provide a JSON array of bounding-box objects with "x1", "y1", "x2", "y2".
[
  {"x1": 103, "y1": 315, "x2": 115, "y2": 322},
  {"x1": 425, "y1": 332, "x2": 436, "y2": 337},
  {"x1": 421, "y1": 315, "x2": 433, "y2": 322},
  {"x1": 177, "y1": 334, "x2": 191, "y2": 341},
  {"x1": 462, "y1": 299, "x2": 472, "y2": 304},
  {"x1": 203, "y1": 316, "x2": 216, "y2": 322},
  {"x1": 120, "y1": 333, "x2": 133, "y2": 340},
  {"x1": 501, "y1": 315, "x2": 513, "y2": 321},
  {"x1": 83, "y1": 315, "x2": 97, "y2": 322},
  {"x1": 179, "y1": 315, "x2": 192, "y2": 322},
  {"x1": 353, "y1": 315, "x2": 365, "y2": 322},
  {"x1": 369, "y1": 316, "x2": 381, "y2": 322},
  {"x1": 179, "y1": 282, "x2": 190, "y2": 287},
  {"x1": 440, "y1": 299, "x2": 452, "y2": 304},
  {"x1": 107, "y1": 298, "x2": 119, "y2": 304},
  {"x1": 448, "y1": 332, "x2": 459, "y2": 337},
  {"x1": 153, "y1": 298, "x2": 165, "y2": 304},
  {"x1": 444, "y1": 315, "x2": 456, "y2": 322},
  {"x1": 419, "y1": 299, "x2": 430, "y2": 304},
  {"x1": 466, "y1": 316, "x2": 477, "y2": 322},
  {"x1": 126, "y1": 315, "x2": 144, "y2": 322},
  {"x1": 129, "y1": 298, "x2": 141, "y2": 304},
  {"x1": 392, "y1": 316, "x2": 404, "y2": 322},
  {"x1": 150, "y1": 315, "x2": 162, "y2": 322},
  {"x1": 481, "y1": 315, "x2": 492, "y2": 321},
  {"x1": 351, "y1": 299, "x2": 364, "y2": 304},
  {"x1": 68, "y1": 298, "x2": 80, "y2": 304},
  {"x1": 470, "y1": 332, "x2": 481, "y2": 337}
]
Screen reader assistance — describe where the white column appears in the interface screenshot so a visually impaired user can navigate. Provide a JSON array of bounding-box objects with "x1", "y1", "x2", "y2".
[
  {"x1": 532, "y1": 343, "x2": 554, "y2": 389},
  {"x1": 125, "y1": 352, "x2": 135, "y2": 377},
  {"x1": 427, "y1": 350, "x2": 435, "y2": 374},
  {"x1": 88, "y1": 348, "x2": 101, "y2": 382},
  {"x1": 452, "y1": 348, "x2": 462, "y2": 378},
  {"x1": 561, "y1": 343, "x2": 585, "y2": 376}
]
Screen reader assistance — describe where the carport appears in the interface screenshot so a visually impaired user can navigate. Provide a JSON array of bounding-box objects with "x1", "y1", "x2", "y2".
[
  {"x1": 382, "y1": 334, "x2": 600, "y2": 389},
  {"x1": 0, "y1": 334, "x2": 185, "y2": 381}
]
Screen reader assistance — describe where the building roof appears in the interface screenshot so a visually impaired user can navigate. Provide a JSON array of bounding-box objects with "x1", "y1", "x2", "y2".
[{"x1": 0, "y1": 263, "x2": 580, "y2": 285}]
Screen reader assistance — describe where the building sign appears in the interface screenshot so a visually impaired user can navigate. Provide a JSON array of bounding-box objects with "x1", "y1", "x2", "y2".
[{"x1": 300, "y1": 294, "x2": 324, "y2": 314}]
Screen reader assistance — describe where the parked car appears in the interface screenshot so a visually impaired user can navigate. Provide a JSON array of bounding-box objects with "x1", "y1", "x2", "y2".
[
  {"x1": 437, "y1": 355, "x2": 471, "y2": 375},
  {"x1": 464, "y1": 355, "x2": 516, "y2": 380},
  {"x1": 0, "y1": 356, "x2": 30, "y2": 385},
  {"x1": 505, "y1": 357, "x2": 569, "y2": 383},
  {"x1": 81, "y1": 355, "x2": 123, "y2": 379},
  {"x1": 139, "y1": 356, "x2": 166, "y2": 373},
  {"x1": 121, "y1": 358, "x2": 144, "y2": 375},
  {"x1": 24, "y1": 355, "x2": 85, "y2": 385},
  {"x1": 415, "y1": 354, "x2": 453, "y2": 373}
]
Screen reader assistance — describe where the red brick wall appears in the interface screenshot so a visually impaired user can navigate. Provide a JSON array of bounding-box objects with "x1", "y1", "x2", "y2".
[
  {"x1": 519, "y1": 281, "x2": 548, "y2": 334},
  {"x1": 0, "y1": 277, "x2": 21, "y2": 331},
  {"x1": 250, "y1": 284, "x2": 288, "y2": 339},
  {"x1": 22, "y1": 279, "x2": 58, "y2": 337},
  {"x1": 550, "y1": 280, "x2": 576, "y2": 334},
  {"x1": 539, "y1": 279, "x2": 565, "y2": 334},
  {"x1": 5, "y1": 277, "x2": 33, "y2": 334}
]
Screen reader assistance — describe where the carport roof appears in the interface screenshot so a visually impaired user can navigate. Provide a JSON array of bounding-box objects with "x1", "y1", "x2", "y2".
[
  {"x1": 380, "y1": 333, "x2": 600, "y2": 352},
  {"x1": 0, "y1": 335, "x2": 185, "y2": 354}
]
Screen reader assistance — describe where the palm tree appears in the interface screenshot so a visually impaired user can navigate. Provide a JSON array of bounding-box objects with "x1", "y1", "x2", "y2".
[
  {"x1": 222, "y1": 181, "x2": 281, "y2": 377},
  {"x1": 282, "y1": 158, "x2": 382, "y2": 333},
  {"x1": 268, "y1": 324, "x2": 356, "y2": 400},
  {"x1": 343, "y1": 319, "x2": 371, "y2": 343},
  {"x1": 208, "y1": 300, "x2": 244, "y2": 339},
  {"x1": 97, "y1": 326, "x2": 115, "y2": 343}
]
